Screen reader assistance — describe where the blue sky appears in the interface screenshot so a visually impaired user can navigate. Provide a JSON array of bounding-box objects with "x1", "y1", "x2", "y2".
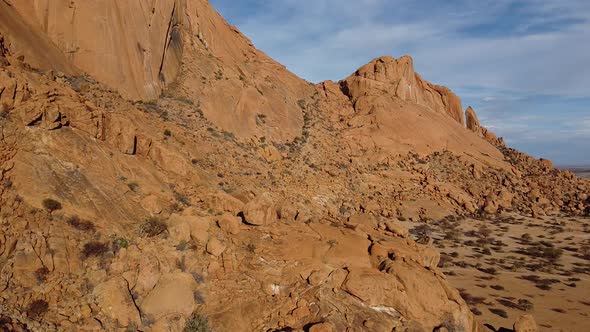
[{"x1": 210, "y1": 0, "x2": 590, "y2": 166}]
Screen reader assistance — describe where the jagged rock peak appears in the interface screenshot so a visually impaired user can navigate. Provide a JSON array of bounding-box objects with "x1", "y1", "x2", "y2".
[
  {"x1": 465, "y1": 106, "x2": 480, "y2": 131},
  {"x1": 341, "y1": 55, "x2": 465, "y2": 125}
]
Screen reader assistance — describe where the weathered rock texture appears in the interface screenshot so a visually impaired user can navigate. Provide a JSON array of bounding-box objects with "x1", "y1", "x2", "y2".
[
  {"x1": 0, "y1": 1, "x2": 78, "y2": 75},
  {"x1": 465, "y1": 106, "x2": 480, "y2": 131},
  {"x1": 0, "y1": 1, "x2": 588, "y2": 332},
  {"x1": 342, "y1": 56, "x2": 465, "y2": 125},
  {"x1": 5, "y1": 0, "x2": 311, "y2": 143},
  {"x1": 7, "y1": 0, "x2": 182, "y2": 100}
]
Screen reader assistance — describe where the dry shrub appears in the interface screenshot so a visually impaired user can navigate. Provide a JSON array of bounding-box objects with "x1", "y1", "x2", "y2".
[
  {"x1": 139, "y1": 217, "x2": 167, "y2": 237},
  {"x1": 67, "y1": 215, "x2": 96, "y2": 232},
  {"x1": 26, "y1": 300, "x2": 49, "y2": 319},
  {"x1": 42, "y1": 198, "x2": 62, "y2": 212},
  {"x1": 82, "y1": 241, "x2": 110, "y2": 258}
]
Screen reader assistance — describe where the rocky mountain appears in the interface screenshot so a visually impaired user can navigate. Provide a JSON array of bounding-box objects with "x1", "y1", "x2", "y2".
[{"x1": 0, "y1": 0, "x2": 588, "y2": 331}]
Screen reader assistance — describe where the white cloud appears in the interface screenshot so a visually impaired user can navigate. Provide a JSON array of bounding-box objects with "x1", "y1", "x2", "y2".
[{"x1": 226, "y1": 0, "x2": 590, "y2": 97}]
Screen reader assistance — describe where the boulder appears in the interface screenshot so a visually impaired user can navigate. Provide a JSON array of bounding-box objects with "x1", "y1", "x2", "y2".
[
  {"x1": 167, "y1": 214, "x2": 192, "y2": 244},
  {"x1": 348, "y1": 213, "x2": 379, "y2": 229},
  {"x1": 140, "y1": 273, "x2": 198, "y2": 321},
  {"x1": 217, "y1": 213, "x2": 241, "y2": 235},
  {"x1": 243, "y1": 192, "x2": 276, "y2": 226},
  {"x1": 187, "y1": 216, "x2": 212, "y2": 244},
  {"x1": 465, "y1": 106, "x2": 480, "y2": 132},
  {"x1": 206, "y1": 237, "x2": 226, "y2": 257},
  {"x1": 386, "y1": 221, "x2": 409, "y2": 238},
  {"x1": 309, "y1": 322, "x2": 334, "y2": 332},
  {"x1": 343, "y1": 267, "x2": 474, "y2": 331},
  {"x1": 207, "y1": 192, "x2": 245, "y2": 214},
  {"x1": 93, "y1": 277, "x2": 141, "y2": 327},
  {"x1": 514, "y1": 314, "x2": 538, "y2": 332},
  {"x1": 539, "y1": 159, "x2": 553, "y2": 169},
  {"x1": 131, "y1": 252, "x2": 161, "y2": 296},
  {"x1": 141, "y1": 195, "x2": 163, "y2": 214},
  {"x1": 483, "y1": 198, "x2": 499, "y2": 214}
]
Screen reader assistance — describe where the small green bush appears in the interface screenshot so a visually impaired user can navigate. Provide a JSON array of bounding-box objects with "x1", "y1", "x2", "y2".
[
  {"x1": 113, "y1": 237, "x2": 130, "y2": 252},
  {"x1": 184, "y1": 312, "x2": 211, "y2": 332}
]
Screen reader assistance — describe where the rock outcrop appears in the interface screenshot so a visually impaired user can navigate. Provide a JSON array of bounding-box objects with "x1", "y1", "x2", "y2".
[
  {"x1": 464, "y1": 106, "x2": 504, "y2": 146},
  {"x1": 465, "y1": 106, "x2": 480, "y2": 131},
  {"x1": 4, "y1": 0, "x2": 312, "y2": 143},
  {"x1": 6, "y1": 0, "x2": 181, "y2": 100},
  {"x1": 341, "y1": 56, "x2": 465, "y2": 125},
  {"x1": 0, "y1": 1, "x2": 587, "y2": 332},
  {"x1": 0, "y1": 0, "x2": 79, "y2": 76},
  {"x1": 514, "y1": 314, "x2": 538, "y2": 332}
]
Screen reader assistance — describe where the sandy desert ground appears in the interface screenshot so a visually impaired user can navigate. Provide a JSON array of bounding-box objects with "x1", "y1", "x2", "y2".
[{"x1": 401, "y1": 213, "x2": 590, "y2": 332}]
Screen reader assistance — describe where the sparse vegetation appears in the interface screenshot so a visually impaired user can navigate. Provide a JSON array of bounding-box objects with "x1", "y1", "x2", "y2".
[
  {"x1": 164, "y1": 129, "x2": 172, "y2": 137},
  {"x1": 246, "y1": 243, "x2": 256, "y2": 253},
  {"x1": 42, "y1": 198, "x2": 62, "y2": 212},
  {"x1": 67, "y1": 215, "x2": 96, "y2": 232},
  {"x1": 174, "y1": 192, "x2": 191, "y2": 206},
  {"x1": 139, "y1": 217, "x2": 167, "y2": 237},
  {"x1": 128, "y1": 182, "x2": 140, "y2": 192},
  {"x1": 459, "y1": 290, "x2": 486, "y2": 306},
  {"x1": 184, "y1": 312, "x2": 211, "y2": 332},
  {"x1": 519, "y1": 242, "x2": 563, "y2": 264},
  {"x1": 518, "y1": 298, "x2": 534, "y2": 311},
  {"x1": 214, "y1": 69, "x2": 223, "y2": 80},
  {"x1": 297, "y1": 99, "x2": 306, "y2": 109},
  {"x1": 35, "y1": 267, "x2": 50, "y2": 283},
  {"x1": 26, "y1": 300, "x2": 49, "y2": 319},
  {"x1": 176, "y1": 240, "x2": 189, "y2": 251},
  {"x1": 82, "y1": 241, "x2": 110, "y2": 258},
  {"x1": 410, "y1": 224, "x2": 432, "y2": 237},
  {"x1": 112, "y1": 237, "x2": 130, "y2": 252},
  {"x1": 489, "y1": 308, "x2": 508, "y2": 318}
]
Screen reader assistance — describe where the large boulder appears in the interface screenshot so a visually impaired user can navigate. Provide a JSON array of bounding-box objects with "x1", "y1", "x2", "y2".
[
  {"x1": 465, "y1": 106, "x2": 480, "y2": 132},
  {"x1": 217, "y1": 213, "x2": 242, "y2": 235},
  {"x1": 343, "y1": 266, "x2": 474, "y2": 331},
  {"x1": 207, "y1": 192, "x2": 245, "y2": 214},
  {"x1": 514, "y1": 314, "x2": 538, "y2": 332},
  {"x1": 243, "y1": 192, "x2": 276, "y2": 226},
  {"x1": 206, "y1": 237, "x2": 226, "y2": 257},
  {"x1": 93, "y1": 277, "x2": 141, "y2": 327},
  {"x1": 167, "y1": 214, "x2": 193, "y2": 244},
  {"x1": 139, "y1": 272, "x2": 198, "y2": 321}
]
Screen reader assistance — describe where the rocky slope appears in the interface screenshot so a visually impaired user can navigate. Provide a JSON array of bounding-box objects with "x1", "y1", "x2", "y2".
[{"x1": 0, "y1": 1, "x2": 588, "y2": 331}]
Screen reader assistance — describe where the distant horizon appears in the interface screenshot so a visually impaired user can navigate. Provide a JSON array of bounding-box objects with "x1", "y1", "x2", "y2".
[
  {"x1": 561, "y1": 164, "x2": 590, "y2": 169},
  {"x1": 211, "y1": 0, "x2": 590, "y2": 165}
]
